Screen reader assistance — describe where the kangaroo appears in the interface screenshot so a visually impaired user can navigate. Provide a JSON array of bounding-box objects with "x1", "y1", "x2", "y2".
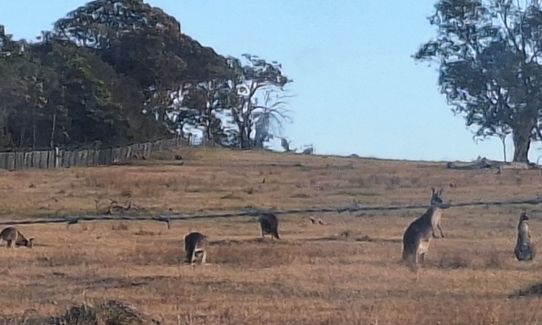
[
  {"x1": 0, "y1": 227, "x2": 34, "y2": 248},
  {"x1": 258, "y1": 213, "x2": 280, "y2": 239},
  {"x1": 514, "y1": 212, "x2": 535, "y2": 261},
  {"x1": 184, "y1": 232, "x2": 207, "y2": 264},
  {"x1": 402, "y1": 188, "x2": 446, "y2": 267}
]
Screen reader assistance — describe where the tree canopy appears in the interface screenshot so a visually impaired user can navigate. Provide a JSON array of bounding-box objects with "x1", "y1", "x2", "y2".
[
  {"x1": 416, "y1": 0, "x2": 542, "y2": 162},
  {"x1": 226, "y1": 54, "x2": 292, "y2": 149},
  {"x1": 0, "y1": 0, "x2": 292, "y2": 151}
]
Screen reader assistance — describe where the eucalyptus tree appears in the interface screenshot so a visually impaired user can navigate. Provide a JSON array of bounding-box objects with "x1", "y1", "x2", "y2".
[
  {"x1": 416, "y1": 0, "x2": 542, "y2": 162},
  {"x1": 253, "y1": 89, "x2": 291, "y2": 149},
  {"x1": 179, "y1": 80, "x2": 232, "y2": 144},
  {"x1": 227, "y1": 54, "x2": 291, "y2": 149}
]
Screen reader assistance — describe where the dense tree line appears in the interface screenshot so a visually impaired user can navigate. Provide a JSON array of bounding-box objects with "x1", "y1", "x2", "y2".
[{"x1": 0, "y1": 0, "x2": 291, "y2": 150}]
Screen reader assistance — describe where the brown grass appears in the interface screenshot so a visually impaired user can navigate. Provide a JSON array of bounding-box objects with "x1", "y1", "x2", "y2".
[{"x1": 0, "y1": 148, "x2": 542, "y2": 324}]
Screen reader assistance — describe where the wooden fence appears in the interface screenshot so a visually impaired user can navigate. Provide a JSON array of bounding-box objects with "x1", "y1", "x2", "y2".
[{"x1": 0, "y1": 137, "x2": 187, "y2": 170}]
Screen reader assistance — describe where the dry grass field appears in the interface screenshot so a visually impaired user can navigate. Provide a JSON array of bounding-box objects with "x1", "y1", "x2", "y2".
[{"x1": 1, "y1": 148, "x2": 542, "y2": 324}]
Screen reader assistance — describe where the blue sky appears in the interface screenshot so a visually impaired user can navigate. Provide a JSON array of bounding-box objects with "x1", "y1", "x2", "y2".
[{"x1": 2, "y1": 0, "x2": 541, "y2": 162}]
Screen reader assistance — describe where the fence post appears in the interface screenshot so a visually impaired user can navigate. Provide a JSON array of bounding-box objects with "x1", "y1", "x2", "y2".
[
  {"x1": 62, "y1": 150, "x2": 69, "y2": 167},
  {"x1": 47, "y1": 150, "x2": 53, "y2": 168},
  {"x1": 7, "y1": 153, "x2": 14, "y2": 170},
  {"x1": 55, "y1": 147, "x2": 60, "y2": 168},
  {"x1": 39, "y1": 151, "x2": 48, "y2": 168},
  {"x1": 0, "y1": 153, "x2": 6, "y2": 169},
  {"x1": 32, "y1": 151, "x2": 40, "y2": 168},
  {"x1": 24, "y1": 152, "x2": 31, "y2": 168},
  {"x1": 16, "y1": 152, "x2": 21, "y2": 169}
]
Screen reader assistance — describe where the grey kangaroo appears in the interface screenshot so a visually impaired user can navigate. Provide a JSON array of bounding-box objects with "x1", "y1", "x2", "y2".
[
  {"x1": 184, "y1": 232, "x2": 207, "y2": 264},
  {"x1": 258, "y1": 213, "x2": 280, "y2": 239},
  {"x1": 402, "y1": 188, "x2": 446, "y2": 267},
  {"x1": 0, "y1": 227, "x2": 33, "y2": 248},
  {"x1": 514, "y1": 212, "x2": 535, "y2": 261}
]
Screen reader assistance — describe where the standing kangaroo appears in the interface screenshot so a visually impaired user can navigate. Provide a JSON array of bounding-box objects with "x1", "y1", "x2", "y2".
[
  {"x1": 184, "y1": 232, "x2": 207, "y2": 264},
  {"x1": 514, "y1": 212, "x2": 535, "y2": 261},
  {"x1": 258, "y1": 213, "x2": 280, "y2": 239},
  {"x1": 0, "y1": 227, "x2": 33, "y2": 248},
  {"x1": 402, "y1": 188, "x2": 446, "y2": 267}
]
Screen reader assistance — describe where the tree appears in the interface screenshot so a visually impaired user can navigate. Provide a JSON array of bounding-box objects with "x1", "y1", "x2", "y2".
[
  {"x1": 0, "y1": 30, "x2": 26, "y2": 147},
  {"x1": 253, "y1": 89, "x2": 291, "y2": 149},
  {"x1": 1, "y1": 2, "x2": 267, "y2": 151},
  {"x1": 0, "y1": 30, "x2": 61, "y2": 149},
  {"x1": 415, "y1": 0, "x2": 542, "y2": 162},
  {"x1": 169, "y1": 105, "x2": 196, "y2": 139},
  {"x1": 32, "y1": 40, "x2": 154, "y2": 148},
  {"x1": 52, "y1": 0, "x2": 233, "y2": 126},
  {"x1": 227, "y1": 54, "x2": 291, "y2": 149},
  {"x1": 179, "y1": 80, "x2": 232, "y2": 144}
]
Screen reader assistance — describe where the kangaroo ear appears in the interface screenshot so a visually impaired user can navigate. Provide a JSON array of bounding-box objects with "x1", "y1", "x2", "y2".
[
  {"x1": 438, "y1": 188, "x2": 444, "y2": 196},
  {"x1": 431, "y1": 187, "x2": 435, "y2": 195}
]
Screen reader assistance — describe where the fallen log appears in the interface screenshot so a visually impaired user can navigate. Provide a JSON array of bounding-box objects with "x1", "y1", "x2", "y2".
[{"x1": 447, "y1": 157, "x2": 537, "y2": 170}]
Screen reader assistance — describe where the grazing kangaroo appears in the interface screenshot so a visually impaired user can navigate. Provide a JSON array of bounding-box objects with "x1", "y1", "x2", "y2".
[
  {"x1": 514, "y1": 212, "x2": 535, "y2": 261},
  {"x1": 258, "y1": 213, "x2": 280, "y2": 239},
  {"x1": 402, "y1": 188, "x2": 446, "y2": 267},
  {"x1": 184, "y1": 232, "x2": 207, "y2": 264},
  {"x1": 0, "y1": 227, "x2": 33, "y2": 248}
]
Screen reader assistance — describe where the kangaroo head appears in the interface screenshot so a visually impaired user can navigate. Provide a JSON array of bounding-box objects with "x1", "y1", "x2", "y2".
[
  {"x1": 430, "y1": 187, "x2": 445, "y2": 207},
  {"x1": 520, "y1": 212, "x2": 529, "y2": 222}
]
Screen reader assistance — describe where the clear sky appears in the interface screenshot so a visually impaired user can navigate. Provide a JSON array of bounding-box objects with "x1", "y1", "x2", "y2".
[{"x1": 2, "y1": 0, "x2": 541, "y2": 162}]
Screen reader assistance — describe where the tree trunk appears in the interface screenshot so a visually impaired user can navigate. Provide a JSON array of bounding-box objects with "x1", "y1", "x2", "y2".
[
  {"x1": 512, "y1": 127, "x2": 532, "y2": 163},
  {"x1": 32, "y1": 109, "x2": 37, "y2": 149},
  {"x1": 158, "y1": 106, "x2": 165, "y2": 122},
  {"x1": 50, "y1": 112, "x2": 57, "y2": 149},
  {"x1": 204, "y1": 121, "x2": 212, "y2": 144},
  {"x1": 500, "y1": 134, "x2": 507, "y2": 163},
  {"x1": 238, "y1": 120, "x2": 250, "y2": 149},
  {"x1": 246, "y1": 124, "x2": 253, "y2": 148},
  {"x1": 240, "y1": 129, "x2": 248, "y2": 149},
  {"x1": 19, "y1": 127, "x2": 26, "y2": 148},
  {"x1": 32, "y1": 124, "x2": 37, "y2": 149}
]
